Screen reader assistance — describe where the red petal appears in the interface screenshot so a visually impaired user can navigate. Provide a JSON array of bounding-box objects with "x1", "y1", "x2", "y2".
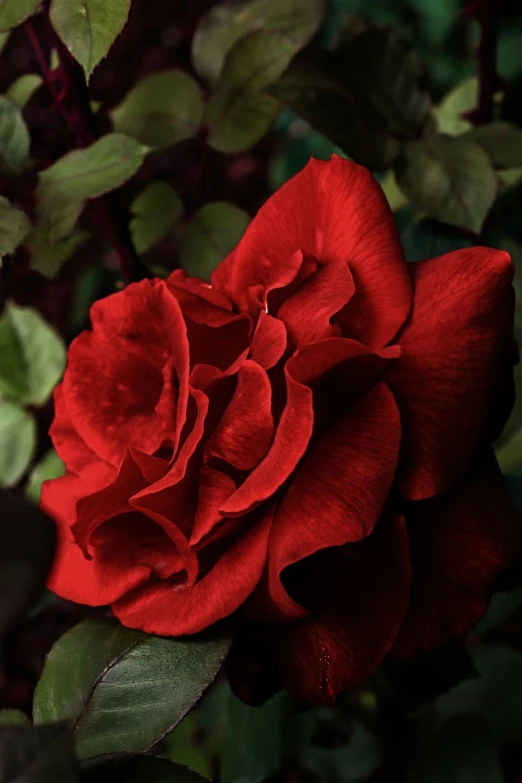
[
  {"x1": 385, "y1": 247, "x2": 515, "y2": 499},
  {"x1": 269, "y1": 513, "x2": 411, "y2": 704},
  {"x1": 250, "y1": 383, "x2": 401, "y2": 621},
  {"x1": 49, "y1": 384, "x2": 101, "y2": 477},
  {"x1": 250, "y1": 311, "x2": 287, "y2": 369},
  {"x1": 111, "y1": 504, "x2": 274, "y2": 635},
  {"x1": 190, "y1": 466, "x2": 236, "y2": 546},
  {"x1": 211, "y1": 156, "x2": 411, "y2": 347},
  {"x1": 391, "y1": 452, "x2": 520, "y2": 659},
  {"x1": 42, "y1": 473, "x2": 152, "y2": 605},
  {"x1": 167, "y1": 268, "x2": 234, "y2": 312},
  {"x1": 206, "y1": 361, "x2": 274, "y2": 470}
]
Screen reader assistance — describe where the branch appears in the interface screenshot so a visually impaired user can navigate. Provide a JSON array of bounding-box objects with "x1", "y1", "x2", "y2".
[{"x1": 463, "y1": 0, "x2": 503, "y2": 125}]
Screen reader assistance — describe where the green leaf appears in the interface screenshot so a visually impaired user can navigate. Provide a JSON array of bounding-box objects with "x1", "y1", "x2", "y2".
[
  {"x1": 6, "y1": 74, "x2": 43, "y2": 108},
  {"x1": 0, "y1": 487, "x2": 56, "y2": 637},
  {"x1": 49, "y1": 0, "x2": 131, "y2": 81},
  {"x1": 163, "y1": 710, "x2": 212, "y2": 778},
  {"x1": 0, "y1": 0, "x2": 40, "y2": 32},
  {"x1": 25, "y1": 449, "x2": 65, "y2": 505},
  {"x1": 433, "y1": 77, "x2": 477, "y2": 136},
  {"x1": 221, "y1": 691, "x2": 290, "y2": 783},
  {"x1": 37, "y1": 134, "x2": 147, "y2": 205},
  {"x1": 268, "y1": 49, "x2": 401, "y2": 170},
  {"x1": 415, "y1": 716, "x2": 502, "y2": 783},
  {"x1": 36, "y1": 198, "x2": 86, "y2": 244},
  {"x1": 192, "y1": 0, "x2": 324, "y2": 85},
  {"x1": 301, "y1": 719, "x2": 382, "y2": 783},
  {"x1": 27, "y1": 228, "x2": 90, "y2": 278},
  {"x1": 0, "y1": 302, "x2": 66, "y2": 406},
  {"x1": 462, "y1": 121, "x2": 522, "y2": 169},
  {"x1": 0, "y1": 709, "x2": 30, "y2": 727},
  {"x1": 207, "y1": 29, "x2": 296, "y2": 153},
  {"x1": 401, "y1": 217, "x2": 474, "y2": 262},
  {"x1": 0, "y1": 721, "x2": 77, "y2": 783},
  {"x1": 394, "y1": 136, "x2": 498, "y2": 233},
  {"x1": 0, "y1": 195, "x2": 31, "y2": 259},
  {"x1": 130, "y1": 181, "x2": 183, "y2": 254},
  {"x1": 111, "y1": 70, "x2": 204, "y2": 149},
  {"x1": 0, "y1": 95, "x2": 30, "y2": 176},
  {"x1": 472, "y1": 589, "x2": 522, "y2": 634},
  {"x1": 0, "y1": 403, "x2": 36, "y2": 487},
  {"x1": 82, "y1": 757, "x2": 208, "y2": 783},
  {"x1": 33, "y1": 617, "x2": 233, "y2": 760},
  {"x1": 180, "y1": 202, "x2": 250, "y2": 281}
]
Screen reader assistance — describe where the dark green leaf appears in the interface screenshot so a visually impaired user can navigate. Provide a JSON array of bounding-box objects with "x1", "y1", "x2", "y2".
[
  {"x1": 6, "y1": 74, "x2": 43, "y2": 108},
  {"x1": 0, "y1": 95, "x2": 30, "y2": 176},
  {"x1": 180, "y1": 202, "x2": 250, "y2": 280},
  {"x1": 37, "y1": 134, "x2": 147, "y2": 205},
  {"x1": 221, "y1": 691, "x2": 291, "y2": 783},
  {"x1": 0, "y1": 404, "x2": 36, "y2": 487},
  {"x1": 36, "y1": 199, "x2": 86, "y2": 244},
  {"x1": 302, "y1": 719, "x2": 381, "y2": 783},
  {"x1": 401, "y1": 218, "x2": 474, "y2": 262},
  {"x1": 192, "y1": 0, "x2": 323, "y2": 85},
  {"x1": 462, "y1": 122, "x2": 522, "y2": 169},
  {"x1": 27, "y1": 227, "x2": 90, "y2": 278},
  {"x1": 0, "y1": 709, "x2": 30, "y2": 727},
  {"x1": 111, "y1": 71, "x2": 204, "y2": 149},
  {"x1": 0, "y1": 0, "x2": 40, "y2": 32},
  {"x1": 207, "y1": 30, "x2": 296, "y2": 153},
  {"x1": 269, "y1": 49, "x2": 401, "y2": 169},
  {"x1": 49, "y1": 0, "x2": 131, "y2": 81},
  {"x1": 0, "y1": 302, "x2": 66, "y2": 406},
  {"x1": 0, "y1": 196, "x2": 31, "y2": 258},
  {"x1": 33, "y1": 617, "x2": 233, "y2": 760},
  {"x1": 81, "y1": 757, "x2": 208, "y2": 783},
  {"x1": 414, "y1": 716, "x2": 502, "y2": 783},
  {"x1": 25, "y1": 449, "x2": 65, "y2": 505},
  {"x1": 130, "y1": 181, "x2": 184, "y2": 254},
  {"x1": 0, "y1": 488, "x2": 56, "y2": 636},
  {"x1": 394, "y1": 136, "x2": 498, "y2": 233},
  {"x1": 0, "y1": 721, "x2": 77, "y2": 782},
  {"x1": 472, "y1": 589, "x2": 522, "y2": 634}
]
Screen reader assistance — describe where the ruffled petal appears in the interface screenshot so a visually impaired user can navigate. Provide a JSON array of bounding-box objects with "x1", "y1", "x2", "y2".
[
  {"x1": 249, "y1": 311, "x2": 287, "y2": 370},
  {"x1": 211, "y1": 156, "x2": 411, "y2": 347},
  {"x1": 392, "y1": 452, "x2": 520, "y2": 658},
  {"x1": 49, "y1": 384, "x2": 102, "y2": 477},
  {"x1": 268, "y1": 513, "x2": 411, "y2": 704}
]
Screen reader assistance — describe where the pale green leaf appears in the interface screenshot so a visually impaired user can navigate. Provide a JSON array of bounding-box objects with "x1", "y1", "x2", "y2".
[
  {"x1": 130, "y1": 181, "x2": 183, "y2": 254},
  {"x1": 0, "y1": 0, "x2": 40, "y2": 32},
  {"x1": 180, "y1": 202, "x2": 250, "y2": 280},
  {"x1": 0, "y1": 709, "x2": 30, "y2": 727},
  {"x1": 25, "y1": 449, "x2": 65, "y2": 504},
  {"x1": 49, "y1": 0, "x2": 131, "y2": 80},
  {"x1": 0, "y1": 196, "x2": 31, "y2": 259},
  {"x1": 27, "y1": 227, "x2": 89, "y2": 278},
  {"x1": 37, "y1": 134, "x2": 147, "y2": 206},
  {"x1": 433, "y1": 77, "x2": 477, "y2": 136},
  {"x1": 6, "y1": 74, "x2": 42, "y2": 108},
  {"x1": 192, "y1": 0, "x2": 324, "y2": 85},
  {"x1": 0, "y1": 402, "x2": 36, "y2": 487},
  {"x1": 112, "y1": 70, "x2": 204, "y2": 148},
  {"x1": 0, "y1": 95, "x2": 30, "y2": 176}
]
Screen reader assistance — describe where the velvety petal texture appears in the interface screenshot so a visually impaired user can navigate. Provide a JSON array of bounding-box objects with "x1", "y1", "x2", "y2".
[{"x1": 43, "y1": 154, "x2": 517, "y2": 707}]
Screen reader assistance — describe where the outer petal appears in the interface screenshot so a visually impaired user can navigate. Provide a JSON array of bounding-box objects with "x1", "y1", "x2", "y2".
[
  {"x1": 49, "y1": 384, "x2": 102, "y2": 477},
  {"x1": 249, "y1": 383, "x2": 401, "y2": 621},
  {"x1": 111, "y1": 504, "x2": 274, "y2": 635},
  {"x1": 211, "y1": 156, "x2": 411, "y2": 347},
  {"x1": 42, "y1": 474, "x2": 151, "y2": 605},
  {"x1": 250, "y1": 312, "x2": 287, "y2": 370},
  {"x1": 391, "y1": 452, "x2": 520, "y2": 659},
  {"x1": 268, "y1": 513, "x2": 411, "y2": 704},
  {"x1": 385, "y1": 246, "x2": 515, "y2": 499}
]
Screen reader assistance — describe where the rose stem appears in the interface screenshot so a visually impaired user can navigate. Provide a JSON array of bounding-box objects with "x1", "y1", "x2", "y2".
[{"x1": 464, "y1": 0, "x2": 502, "y2": 125}]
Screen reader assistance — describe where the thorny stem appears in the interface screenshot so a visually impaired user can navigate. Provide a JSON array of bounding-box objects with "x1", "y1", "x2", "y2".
[
  {"x1": 465, "y1": 0, "x2": 502, "y2": 125},
  {"x1": 26, "y1": 6, "x2": 143, "y2": 286}
]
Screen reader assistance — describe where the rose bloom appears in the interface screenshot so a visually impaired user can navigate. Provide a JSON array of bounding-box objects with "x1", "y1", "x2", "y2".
[{"x1": 43, "y1": 156, "x2": 519, "y2": 704}]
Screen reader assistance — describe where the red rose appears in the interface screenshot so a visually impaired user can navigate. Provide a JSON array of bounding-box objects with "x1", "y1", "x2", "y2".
[{"x1": 43, "y1": 156, "x2": 519, "y2": 705}]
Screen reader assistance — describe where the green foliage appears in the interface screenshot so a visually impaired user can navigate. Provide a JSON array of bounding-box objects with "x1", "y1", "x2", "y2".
[
  {"x1": 0, "y1": 709, "x2": 30, "y2": 727},
  {"x1": 0, "y1": 402, "x2": 36, "y2": 487},
  {"x1": 401, "y1": 218, "x2": 474, "y2": 262},
  {"x1": 433, "y1": 78, "x2": 477, "y2": 135},
  {"x1": 462, "y1": 121, "x2": 522, "y2": 169},
  {"x1": 27, "y1": 227, "x2": 90, "y2": 278},
  {"x1": 0, "y1": 95, "x2": 30, "y2": 176},
  {"x1": 49, "y1": 0, "x2": 131, "y2": 81},
  {"x1": 192, "y1": 0, "x2": 323, "y2": 85},
  {"x1": 130, "y1": 182, "x2": 184, "y2": 254},
  {"x1": 0, "y1": 0, "x2": 40, "y2": 32},
  {"x1": 0, "y1": 721, "x2": 77, "y2": 783},
  {"x1": 25, "y1": 449, "x2": 66, "y2": 505},
  {"x1": 394, "y1": 136, "x2": 498, "y2": 233},
  {"x1": 37, "y1": 134, "x2": 147, "y2": 206},
  {"x1": 6, "y1": 74, "x2": 43, "y2": 109},
  {"x1": 81, "y1": 757, "x2": 209, "y2": 783},
  {"x1": 180, "y1": 202, "x2": 250, "y2": 281},
  {"x1": 33, "y1": 618, "x2": 233, "y2": 760},
  {"x1": 0, "y1": 489, "x2": 56, "y2": 636},
  {"x1": 0, "y1": 196, "x2": 31, "y2": 259},
  {"x1": 0, "y1": 303, "x2": 66, "y2": 407},
  {"x1": 111, "y1": 71, "x2": 204, "y2": 149}
]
